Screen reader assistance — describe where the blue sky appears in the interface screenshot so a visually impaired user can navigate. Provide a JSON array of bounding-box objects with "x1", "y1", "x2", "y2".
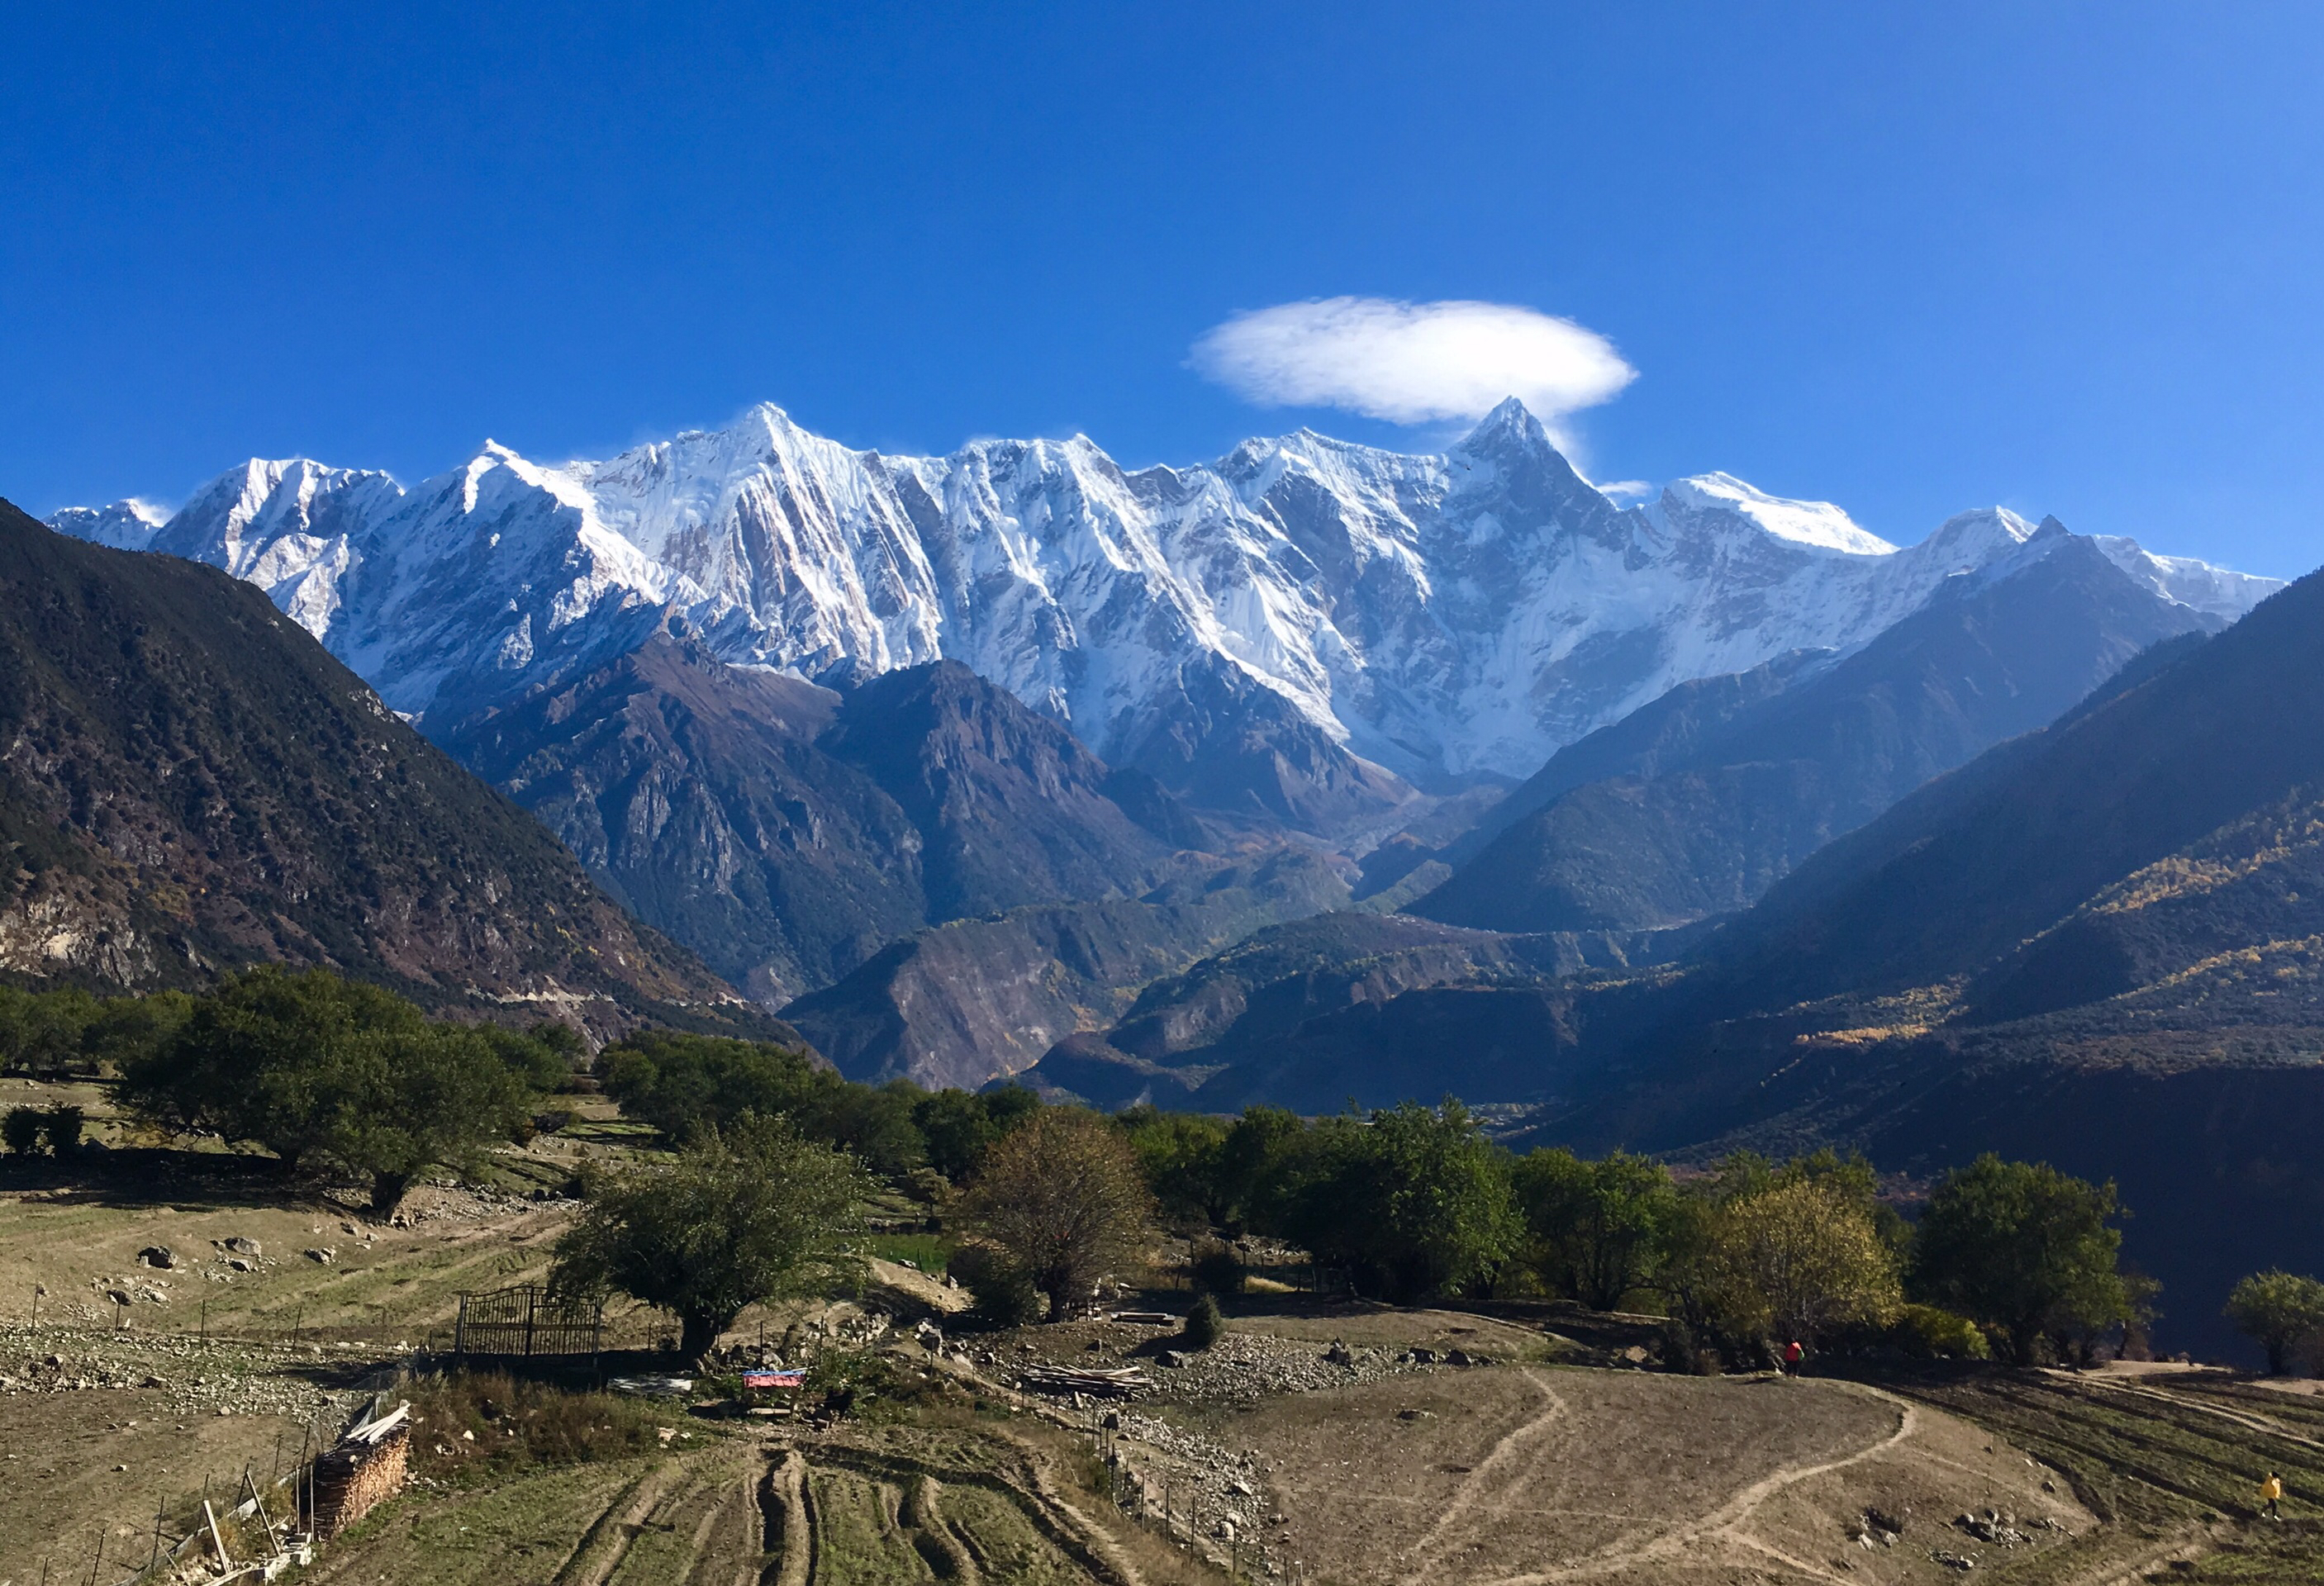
[{"x1": 5, "y1": 2, "x2": 2323, "y2": 576}]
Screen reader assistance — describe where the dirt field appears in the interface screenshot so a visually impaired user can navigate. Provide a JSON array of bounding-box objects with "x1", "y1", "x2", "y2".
[{"x1": 1160, "y1": 1364, "x2": 2083, "y2": 1585}]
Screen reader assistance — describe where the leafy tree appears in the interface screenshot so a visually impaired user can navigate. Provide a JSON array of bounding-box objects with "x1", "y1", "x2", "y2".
[
  {"x1": 552, "y1": 1113, "x2": 870, "y2": 1360},
  {"x1": 1514, "y1": 1147, "x2": 1678, "y2": 1310},
  {"x1": 911, "y1": 1085, "x2": 1040, "y2": 1182},
  {"x1": 1703, "y1": 1178, "x2": 1903, "y2": 1346},
  {"x1": 125, "y1": 966, "x2": 426, "y2": 1168},
  {"x1": 323, "y1": 1024, "x2": 539, "y2": 1211},
  {"x1": 2, "y1": 1106, "x2": 45, "y2": 1154},
  {"x1": 795, "y1": 1078, "x2": 927, "y2": 1180},
  {"x1": 957, "y1": 1108, "x2": 1154, "y2": 1322},
  {"x1": 599, "y1": 1030, "x2": 933, "y2": 1176},
  {"x1": 1217, "y1": 1104, "x2": 1314, "y2": 1233},
  {"x1": 2226, "y1": 1270, "x2": 2324, "y2": 1376},
  {"x1": 1118, "y1": 1106, "x2": 1233, "y2": 1227},
  {"x1": 1910, "y1": 1155, "x2": 2132, "y2": 1365},
  {"x1": 1288, "y1": 1100, "x2": 1521, "y2": 1303},
  {"x1": 0, "y1": 985, "x2": 99, "y2": 1073},
  {"x1": 122, "y1": 966, "x2": 547, "y2": 1209},
  {"x1": 78, "y1": 991, "x2": 196, "y2": 1074},
  {"x1": 596, "y1": 1032, "x2": 825, "y2": 1142}
]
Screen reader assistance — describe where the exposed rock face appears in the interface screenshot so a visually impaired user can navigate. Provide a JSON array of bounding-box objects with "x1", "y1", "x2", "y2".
[{"x1": 0, "y1": 497, "x2": 741, "y2": 1028}]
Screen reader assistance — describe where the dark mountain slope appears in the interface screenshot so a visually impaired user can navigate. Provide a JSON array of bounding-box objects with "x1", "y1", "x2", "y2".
[
  {"x1": 1414, "y1": 530, "x2": 2219, "y2": 934},
  {"x1": 1704, "y1": 560, "x2": 2324, "y2": 1009},
  {"x1": 0, "y1": 500, "x2": 739, "y2": 1026},
  {"x1": 439, "y1": 637, "x2": 929, "y2": 1004},
  {"x1": 443, "y1": 643, "x2": 1195, "y2": 1004},
  {"x1": 781, "y1": 849, "x2": 1352, "y2": 1089},
  {"x1": 822, "y1": 661, "x2": 1177, "y2": 921},
  {"x1": 1010, "y1": 910, "x2": 1679, "y2": 1111}
]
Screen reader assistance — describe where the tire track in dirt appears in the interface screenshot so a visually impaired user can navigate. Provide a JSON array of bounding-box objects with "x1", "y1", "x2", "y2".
[
  {"x1": 1476, "y1": 1381, "x2": 1918, "y2": 1586},
  {"x1": 1395, "y1": 1367, "x2": 1566, "y2": 1585}
]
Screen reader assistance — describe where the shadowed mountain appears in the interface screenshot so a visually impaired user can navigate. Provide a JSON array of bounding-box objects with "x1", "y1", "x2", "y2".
[
  {"x1": 779, "y1": 850, "x2": 1355, "y2": 1090},
  {"x1": 441, "y1": 641, "x2": 1207, "y2": 1005},
  {"x1": 0, "y1": 500, "x2": 744, "y2": 1033},
  {"x1": 1413, "y1": 527, "x2": 2225, "y2": 934}
]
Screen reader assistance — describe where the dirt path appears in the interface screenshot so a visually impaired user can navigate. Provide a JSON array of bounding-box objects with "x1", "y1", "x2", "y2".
[
  {"x1": 1476, "y1": 1381, "x2": 1918, "y2": 1586},
  {"x1": 1395, "y1": 1367, "x2": 1566, "y2": 1584}
]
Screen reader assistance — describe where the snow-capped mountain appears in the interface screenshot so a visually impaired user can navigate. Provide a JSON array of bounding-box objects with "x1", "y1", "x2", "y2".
[{"x1": 48, "y1": 399, "x2": 2283, "y2": 829}]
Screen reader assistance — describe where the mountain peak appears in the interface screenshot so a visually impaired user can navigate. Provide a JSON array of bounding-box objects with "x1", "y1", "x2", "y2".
[
  {"x1": 1457, "y1": 395, "x2": 1554, "y2": 454},
  {"x1": 1660, "y1": 473, "x2": 1897, "y2": 556}
]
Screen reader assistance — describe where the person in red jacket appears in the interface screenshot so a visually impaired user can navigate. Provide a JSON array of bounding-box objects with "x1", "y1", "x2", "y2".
[{"x1": 1783, "y1": 1340, "x2": 1805, "y2": 1378}]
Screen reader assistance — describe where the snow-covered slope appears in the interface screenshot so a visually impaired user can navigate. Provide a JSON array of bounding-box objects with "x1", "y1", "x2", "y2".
[{"x1": 50, "y1": 400, "x2": 2283, "y2": 825}]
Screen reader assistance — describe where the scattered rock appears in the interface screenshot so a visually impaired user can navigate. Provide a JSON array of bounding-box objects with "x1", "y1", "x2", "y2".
[
  {"x1": 136, "y1": 1246, "x2": 175, "y2": 1270},
  {"x1": 1324, "y1": 1340, "x2": 1354, "y2": 1367},
  {"x1": 221, "y1": 1237, "x2": 261, "y2": 1256},
  {"x1": 304, "y1": 1248, "x2": 335, "y2": 1265},
  {"x1": 226, "y1": 1259, "x2": 254, "y2": 1273}
]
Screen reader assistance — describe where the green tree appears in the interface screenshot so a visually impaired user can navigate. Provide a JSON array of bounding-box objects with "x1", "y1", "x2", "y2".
[
  {"x1": 551, "y1": 1113, "x2": 870, "y2": 1360},
  {"x1": 1118, "y1": 1106, "x2": 1233, "y2": 1227},
  {"x1": 911, "y1": 1085, "x2": 1040, "y2": 1182},
  {"x1": 122, "y1": 966, "x2": 546, "y2": 1209},
  {"x1": 957, "y1": 1108, "x2": 1154, "y2": 1322},
  {"x1": 1910, "y1": 1155, "x2": 2132, "y2": 1365},
  {"x1": 2225, "y1": 1270, "x2": 2324, "y2": 1376},
  {"x1": 1703, "y1": 1178, "x2": 1903, "y2": 1346},
  {"x1": 0, "y1": 986, "x2": 99, "y2": 1073},
  {"x1": 322, "y1": 1024, "x2": 539, "y2": 1211},
  {"x1": 1217, "y1": 1104, "x2": 1314, "y2": 1234},
  {"x1": 1289, "y1": 1100, "x2": 1520, "y2": 1303},
  {"x1": 596, "y1": 1032, "x2": 825, "y2": 1142},
  {"x1": 124, "y1": 966, "x2": 426, "y2": 1169},
  {"x1": 1514, "y1": 1147, "x2": 1678, "y2": 1310},
  {"x1": 79, "y1": 991, "x2": 196, "y2": 1074},
  {"x1": 599, "y1": 1031, "x2": 931, "y2": 1176}
]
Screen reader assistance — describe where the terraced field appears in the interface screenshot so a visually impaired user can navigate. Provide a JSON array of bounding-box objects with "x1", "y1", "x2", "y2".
[
  {"x1": 1892, "y1": 1365, "x2": 2324, "y2": 1582},
  {"x1": 302, "y1": 1419, "x2": 1183, "y2": 1586}
]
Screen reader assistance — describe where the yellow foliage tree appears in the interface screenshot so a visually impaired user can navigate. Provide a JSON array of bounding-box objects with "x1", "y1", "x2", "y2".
[{"x1": 1706, "y1": 1178, "x2": 1903, "y2": 1345}]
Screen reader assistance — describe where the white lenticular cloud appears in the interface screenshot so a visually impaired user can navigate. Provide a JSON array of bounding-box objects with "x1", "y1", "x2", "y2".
[{"x1": 1190, "y1": 297, "x2": 1637, "y2": 425}]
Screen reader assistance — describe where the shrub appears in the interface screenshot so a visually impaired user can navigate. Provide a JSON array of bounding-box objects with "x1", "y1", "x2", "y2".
[
  {"x1": 406, "y1": 1370, "x2": 665, "y2": 1480},
  {"x1": 1, "y1": 1106, "x2": 44, "y2": 1155},
  {"x1": 1189, "y1": 1239, "x2": 1247, "y2": 1297},
  {"x1": 1891, "y1": 1303, "x2": 1993, "y2": 1360},
  {"x1": 951, "y1": 1243, "x2": 1043, "y2": 1329},
  {"x1": 1181, "y1": 1291, "x2": 1224, "y2": 1351},
  {"x1": 38, "y1": 1104, "x2": 83, "y2": 1156}
]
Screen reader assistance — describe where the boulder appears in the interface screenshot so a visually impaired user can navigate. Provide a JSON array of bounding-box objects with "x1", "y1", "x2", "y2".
[
  {"x1": 222, "y1": 1237, "x2": 262, "y2": 1256},
  {"x1": 137, "y1": 1246, "x2": 176, "y2": 1270}
]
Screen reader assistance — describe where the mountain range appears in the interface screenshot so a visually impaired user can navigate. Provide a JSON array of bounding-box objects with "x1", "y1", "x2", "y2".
[
  {"x1": 44, "y1": 401, "x2": 2283, "y2": 1087},
  {"x1": 50, "y1": 401, "x2": 2274, "y2": 832}
]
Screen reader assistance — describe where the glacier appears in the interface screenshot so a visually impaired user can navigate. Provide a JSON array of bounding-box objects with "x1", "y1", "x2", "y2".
[{"x1": 48, "y1": 398, "x2": 2284, "y2": 823}]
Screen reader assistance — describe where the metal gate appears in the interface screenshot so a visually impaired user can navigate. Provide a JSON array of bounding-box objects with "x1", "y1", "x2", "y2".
[{"x1": 451, "y1": 1284, "x2": 602, "y2": 1356}]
